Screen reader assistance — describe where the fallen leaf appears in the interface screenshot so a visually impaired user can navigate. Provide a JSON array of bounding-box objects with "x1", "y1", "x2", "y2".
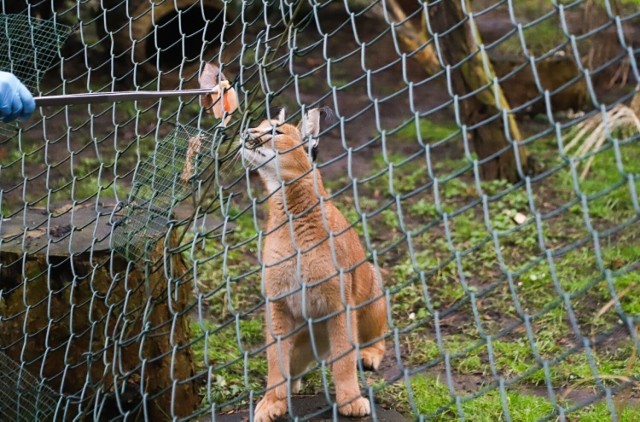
[
  {"x1": 513, "y1": 212, "x2": 527, "y2": 225},
  {"x1": 25, "y1": 228, "x2": 46, "y2": 239},
  {"x1": 53, "y1": 203, "x2": 74, "y2": 216}
]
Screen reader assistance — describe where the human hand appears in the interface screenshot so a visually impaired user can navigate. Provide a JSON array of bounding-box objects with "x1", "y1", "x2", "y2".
[{"x1": 0, "y1": 71, "x2": 36, "y2": 122}]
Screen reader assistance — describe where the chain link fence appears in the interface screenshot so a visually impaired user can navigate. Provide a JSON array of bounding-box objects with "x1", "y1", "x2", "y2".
[{"x1": 0, "y1": 0, "x2": 639, "y2": 420}]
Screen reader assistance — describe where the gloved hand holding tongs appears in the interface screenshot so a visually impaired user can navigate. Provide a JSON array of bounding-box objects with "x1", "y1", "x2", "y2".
[{"x1": 0, "y1": 71, "x2": 35, "y2": 122}]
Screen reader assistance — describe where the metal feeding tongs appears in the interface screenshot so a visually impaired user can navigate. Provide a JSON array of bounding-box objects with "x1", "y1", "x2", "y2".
[
  {"x1": 33, "y1": 64, "x2": 238, "y2": 111},
  {"x1": 34, "y1": 82, "x2": 231, "y2": 107},
  {"x1": 30, "y1": 64, "x2": 238, "y2": 125}
]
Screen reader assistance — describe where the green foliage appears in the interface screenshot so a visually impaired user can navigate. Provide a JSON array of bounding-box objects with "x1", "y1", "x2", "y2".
[
  {"x1": 410, "y1": 198, "x2": 438, "y2": 219},
  {"x1": 381, "y1": 208, "x2": 400, "y2": 230},
  {"x1": 411, "y1": 375, "x2": 455, "y2": 418},
  {"x1": 188, "y1": 202, "x2": 265, "y2": 410}
]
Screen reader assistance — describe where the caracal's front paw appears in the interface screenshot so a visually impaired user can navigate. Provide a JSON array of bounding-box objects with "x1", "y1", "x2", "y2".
[
  {"x1": 254, "y1": 394, "x2": 287, "y2": 422},
  {"x1": 360, "y1": 346, "x2": 384, "y2": 371},
  {"x1": 339, "y1": 396, "x2": 371, "y2": 417},
  {"x1": 292, "y1": 377, "x2": 302, "y2": 394}
]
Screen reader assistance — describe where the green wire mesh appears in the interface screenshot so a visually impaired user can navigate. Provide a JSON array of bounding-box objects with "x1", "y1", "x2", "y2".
[
  {"x1": 0, "y1": 13, "x2": 72, "y2": 91},
  {"x1": 111, "y1": 124, "x2": 219, "y2": 262},
  {"x1": 0, "y1": 353, "x2": 59, "y2": 421},
  {"x1": 0, "y1": 13, "x2": 72, "y2": 138},
  {"x1": 0, "y1": 1, "x2": 638, "y2": 421}
]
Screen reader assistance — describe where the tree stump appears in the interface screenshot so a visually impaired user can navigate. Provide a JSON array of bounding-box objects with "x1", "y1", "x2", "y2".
[{"x1": 0, "y1": 203, "x2": 199, "y2": 420}]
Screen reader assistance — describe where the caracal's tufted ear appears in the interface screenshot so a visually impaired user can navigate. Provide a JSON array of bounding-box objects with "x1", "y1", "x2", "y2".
[
  {"x1": 276, "y1": 108, "x2": 286, "y2": 125},
  {"x1": 297, "y1": 108, "x2": 321, "y2": 160},
  {"x1": 299, "y1": 108, "x2": 321, "y2": 141}
]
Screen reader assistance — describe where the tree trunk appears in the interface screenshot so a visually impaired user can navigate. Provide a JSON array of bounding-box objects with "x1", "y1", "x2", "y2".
[
  {"x1": 429, "y1": 0, "x2": 529, "y2": 182},
  {"x1": 0, "y1": 203, "x2": 199, "y2": 420},
  {"x1": 371, "y1": 0, "x2": 440, "y2": 75}
]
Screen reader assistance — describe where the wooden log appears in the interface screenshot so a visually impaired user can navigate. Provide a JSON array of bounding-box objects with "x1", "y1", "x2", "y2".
[{"x1": 0, "y1": 203, "x2": 199, "y2": 420}]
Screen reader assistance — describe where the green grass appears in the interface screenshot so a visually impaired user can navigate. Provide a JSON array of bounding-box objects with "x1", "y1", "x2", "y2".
[
  {"x1": 412, "y1": 372, "x2": 640, "y2": 420},
  {"x1": 619, "y1": 0, "x2": 640, "y2": 9},
  {"x1": 191, "y1": 318, "x2": 266, "y2": 406},
  {"x1": 574, "y1": 400, "x2": 640, "y2": 422},
  {"x1": 499, "y1": 18, "x2": 566, "y2": 56},
  {"x1": 395, "y1": 118, "x2": 459, "y2": 143},
  {"x1": 412, "y1": 374, "x2": 556, "y2": 421},
  {"x1": 187, "y1": 202, "x2": 266, "y2": 410},
  {"x1": 343, "y1": 126, "x2": 638, "y2": 418}
]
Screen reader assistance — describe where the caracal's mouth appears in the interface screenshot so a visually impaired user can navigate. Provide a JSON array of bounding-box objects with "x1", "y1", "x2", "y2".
[{"x1": 241, "y1": 146, "x2": 271, "y2": 171}]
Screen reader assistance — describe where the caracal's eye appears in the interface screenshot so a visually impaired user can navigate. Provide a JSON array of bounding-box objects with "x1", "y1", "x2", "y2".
[{"x1": 263, "y1": 127, "x2": 283, "y2": 137}]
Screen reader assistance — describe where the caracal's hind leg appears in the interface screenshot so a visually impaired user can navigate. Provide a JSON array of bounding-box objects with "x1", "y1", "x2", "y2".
[
  {"x1": 255, "y1": 301, "x2": 294, "y2": 422},
  {"x1": 357, "y1": 263, "x2": 388, "y2": 371}
]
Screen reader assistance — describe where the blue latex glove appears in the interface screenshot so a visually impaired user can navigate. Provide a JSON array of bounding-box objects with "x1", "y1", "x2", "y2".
[{"x1": 0, "y1": 71, "x2": 35, "y2": 122}]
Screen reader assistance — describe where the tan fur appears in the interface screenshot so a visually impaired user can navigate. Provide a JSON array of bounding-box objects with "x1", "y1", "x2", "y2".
[{"x1": 241, "y1": 109, "x2": 388, "y2": 421}]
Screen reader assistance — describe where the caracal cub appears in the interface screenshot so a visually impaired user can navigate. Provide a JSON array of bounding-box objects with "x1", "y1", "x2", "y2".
[{"x1": 241, "y1": 108, "x2": 388, "y2": 421}]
